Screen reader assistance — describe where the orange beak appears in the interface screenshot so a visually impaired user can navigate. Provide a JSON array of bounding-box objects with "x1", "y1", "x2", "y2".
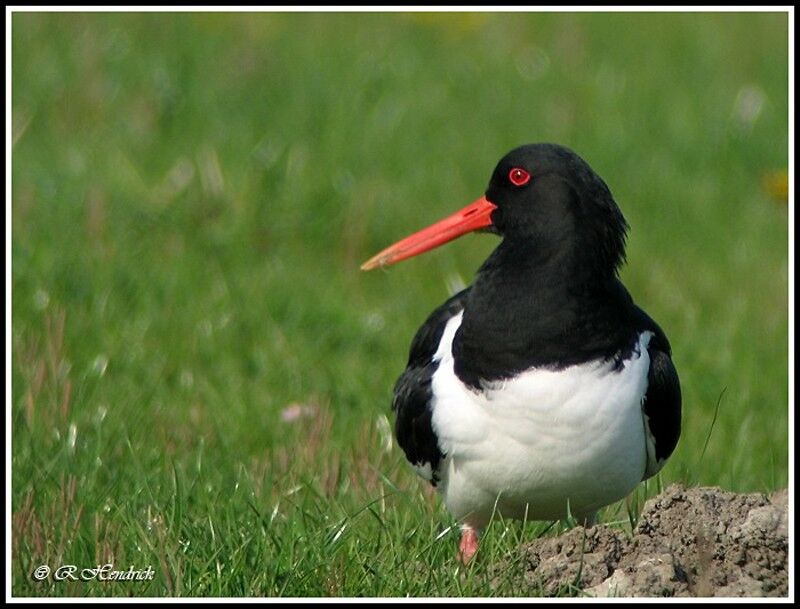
[{"x1": 361, "y1": 196, "x2": 497, "y2": 271}]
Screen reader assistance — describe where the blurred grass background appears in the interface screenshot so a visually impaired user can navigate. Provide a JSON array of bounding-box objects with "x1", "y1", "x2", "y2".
[{"x1": 11, "y1": 11, "x2": 789, "y2": 597}]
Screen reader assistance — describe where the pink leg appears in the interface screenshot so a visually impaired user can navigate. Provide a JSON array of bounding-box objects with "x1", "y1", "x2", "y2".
[{"x1": 457, "y1": 526, "x2": 480, "y2": 564}]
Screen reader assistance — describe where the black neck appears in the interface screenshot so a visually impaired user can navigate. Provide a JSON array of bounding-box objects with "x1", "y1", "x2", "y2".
[{"x1": 452, "y1": 238, "x2": 637, "y2": 388}]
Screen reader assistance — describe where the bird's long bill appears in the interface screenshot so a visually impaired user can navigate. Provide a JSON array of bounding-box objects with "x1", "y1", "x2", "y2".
[{"x1": 360, "y1": 196, "x2": 497, "y2": 271}]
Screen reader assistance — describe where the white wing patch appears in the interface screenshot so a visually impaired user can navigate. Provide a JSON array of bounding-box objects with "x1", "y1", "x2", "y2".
[
  {"x1": 642, "y1": 412, "x2": 666, "y2": 479},
  {"x1": 412, "y1": 462, "x2": 434, "y2": 482}
]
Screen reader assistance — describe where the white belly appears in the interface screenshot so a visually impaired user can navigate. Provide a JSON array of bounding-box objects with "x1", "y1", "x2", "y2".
[{"x1": 430, "y1": 312, "x2": 652, "y2": 527}]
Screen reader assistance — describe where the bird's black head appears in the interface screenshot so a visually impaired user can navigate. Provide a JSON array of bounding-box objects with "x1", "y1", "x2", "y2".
[
  {"x1": 484, "y1": 143, "x2": 629, "y2": 276},
  {"x1": 361, "y1": 143, "x2": 628, "y2": 278}
]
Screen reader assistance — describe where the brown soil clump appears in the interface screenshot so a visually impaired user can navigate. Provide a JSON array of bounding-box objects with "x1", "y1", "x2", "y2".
[{"x1": 513, "y1": 484, "x2": 788, "y2": 597}]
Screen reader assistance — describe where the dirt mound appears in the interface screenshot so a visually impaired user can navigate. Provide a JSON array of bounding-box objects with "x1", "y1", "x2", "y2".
[{"x1": 515, "y1": 484, "x2": 788, "y2": 597}]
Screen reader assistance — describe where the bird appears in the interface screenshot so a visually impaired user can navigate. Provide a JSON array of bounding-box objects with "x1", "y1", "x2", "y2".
[{"x1": 361, "y1": 143, "x2": 681, "y2": 564}]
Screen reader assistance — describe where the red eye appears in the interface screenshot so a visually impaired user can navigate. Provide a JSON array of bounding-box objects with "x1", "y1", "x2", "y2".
[{"x1": 509, "y1": 167, "x2": 531, "y2": 187}]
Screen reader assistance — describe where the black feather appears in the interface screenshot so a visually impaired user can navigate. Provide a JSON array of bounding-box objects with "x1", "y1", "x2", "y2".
[
  {"x1": 392, "y1": 288, "x2": 469, "y2": 485},
  {"x1": 633, "y1": 306, "x2": 682, "y2": 471}
]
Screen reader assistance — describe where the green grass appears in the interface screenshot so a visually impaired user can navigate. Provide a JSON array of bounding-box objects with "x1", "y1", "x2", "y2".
[{"x1": 11, "y1": 11, "x2": 789, "y2": 597}]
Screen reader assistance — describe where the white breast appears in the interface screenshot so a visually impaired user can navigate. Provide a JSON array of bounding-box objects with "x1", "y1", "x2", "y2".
[{"x1": 430, "y1": 312, "x2": 652, "y2": 527}]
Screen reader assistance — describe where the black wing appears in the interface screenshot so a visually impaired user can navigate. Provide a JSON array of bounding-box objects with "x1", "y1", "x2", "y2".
[
  {"x1": 392, "y1": 288, "x2": 470, "y2": 486},
  {"x1": 633, "y1": 305, "x2": 682, "y2": 479}
]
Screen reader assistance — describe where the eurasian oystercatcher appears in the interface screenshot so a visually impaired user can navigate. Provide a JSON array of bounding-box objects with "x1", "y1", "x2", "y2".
[{"x1": 361, "y1": 143, "x2": 681, "y2": 563}]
